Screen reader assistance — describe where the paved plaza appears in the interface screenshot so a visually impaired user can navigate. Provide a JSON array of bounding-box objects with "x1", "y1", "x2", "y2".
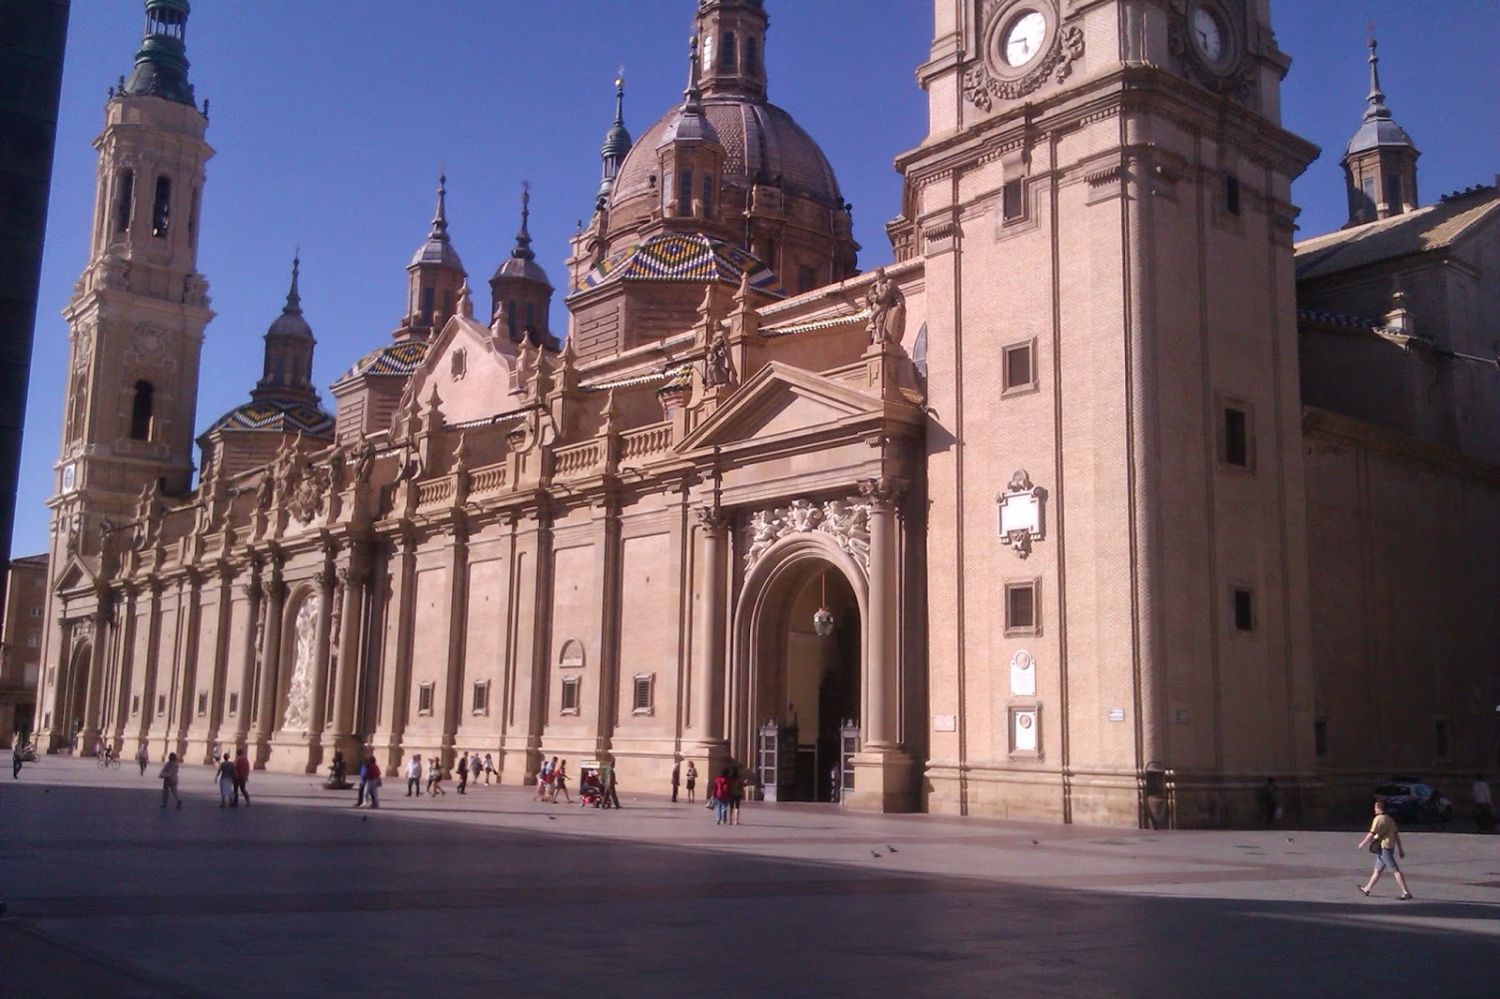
[{"x1": 2, "y1": 758, "x2": 1497, "y2": 997}]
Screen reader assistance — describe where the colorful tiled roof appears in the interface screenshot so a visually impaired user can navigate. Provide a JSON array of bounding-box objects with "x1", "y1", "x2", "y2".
[
  {"x1": 204, "y1": 400, "x2": 334, "y2": 437},
  {"x1": 334, "y1": 340, "x2": 430, "y2": 383},
  {"x1": 580, "y1": 233, "x2": 777, "y2": 291}
]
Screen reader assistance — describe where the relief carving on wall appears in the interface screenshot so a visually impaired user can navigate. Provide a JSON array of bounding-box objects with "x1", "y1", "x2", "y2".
[
  {"x1": 744, "y1": 496, "x2": 872, "y2": 573},
  {"x1": 997, "y1": 468, "x2": 1047, "y2": 558},
  {"x1": 964, "y1": 2, "x2": 1085, "y2": 111},
  {"x1": 280, "y1": 594, "x2": 320, "y2": 733}
]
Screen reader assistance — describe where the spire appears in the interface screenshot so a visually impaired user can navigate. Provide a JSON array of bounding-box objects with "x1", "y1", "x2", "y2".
[
  {"x1": 598, "y1": 71, "x2": 634, "y2": 206},
  {"x1": 430, "y1": 173, "x2": 450, "y2": 239},
  {"x1": 512, "y1": 182, "x2": 535, "y2": 262},
  {"x1": 122, "y1": 0, "x2": 196, "y2": 106},
  {"x1": 683, "y1": 35, "x2": 704, "y2": 113},
  {"x1": 1341, "y1": 27, "x2": 1419, "y2": 227},
  {"x1": 1363, "y1": 31, "x2": 1391, "y2": 124},
  {"x1": 283, "y1": 253, "x2": 302, "y2": 314}
]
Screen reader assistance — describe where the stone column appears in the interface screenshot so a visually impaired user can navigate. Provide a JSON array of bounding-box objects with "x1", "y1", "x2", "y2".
[
  {"x1": 79, "y1": 614, "x2": 108, "y2": 753},
  {"x1": 860, "y1": 479, "x2": 901, "y2": 750},
  {"x1": 231, "y1": 575, "x2": 262, "y2": 748},
  {"x1": 251, "y1": 577, "x2": 285, "y2": 764},
  {"x1": 307, "y1": 566, "x2": 336, "y2": 745},
  {"x1": 109, "y1": 587, "x2": 138, "y2": 747},
  {"x1": 323, "y1": 555, "x2": 367, "y2": 763},
  {"x1": 692, "y1": 506, "x2": 730, "y2": 760},
  {"x1": 372, "y1": 536, "x2": 417, "y2": 771}
]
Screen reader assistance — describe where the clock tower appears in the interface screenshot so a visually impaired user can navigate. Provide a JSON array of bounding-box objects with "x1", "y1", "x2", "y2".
[
  {"x1": 898, "y1": 0, "x2": 1321, "y2": 824},
  {"x1": 36, "y1": 0, "x2": 213, "y2": 751}
]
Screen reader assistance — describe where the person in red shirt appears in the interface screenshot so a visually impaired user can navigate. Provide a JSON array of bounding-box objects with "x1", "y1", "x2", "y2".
[
  {"x1": 712, "y1": 769, "x2": 732, "y2": 826},
  {"x1": 233, "y1": 747, "x2": 251, "y2": 806},
  {"x1": 363, "y1": 756, "x2": 382, "y2": 809}
]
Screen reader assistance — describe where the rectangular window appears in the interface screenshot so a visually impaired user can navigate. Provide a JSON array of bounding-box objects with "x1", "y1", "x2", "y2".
[
  {"x1": 156, "y1": 693, "x2": 167, "y2": 715},
  {"x1": 1002, "y1": 178, "x2": 1025, "y2": 222},
  {"x1": 1225, "y1": 175, "x2": 1241, "y2": 215},
  {"x1": 419, "y1": 287, "x2": 435, "y2": 323},
  {"x1": 151, "y1": 175, "x2": 171, "y2": 238},
  {"x1": 196, "y1": 691, "x2": 208, "y2": 717},
  {"x1": 1314, "y1": 720, "x2": 1328, "y2": 757},
  {"x1": 26, "y1": 635, "x2": 39, "y2": 647},
  {"x1": 1002, "y1": 341, "x2": 1035, "y2": 393},
  {"x1": 1004, "y1": 581, "x2": 1038, "y2": 635},
  {"x1": 1232, "y1": 587, "x2": 1255, "y2": 632},
  {"x1": 417, "y1": 682, "x2": 435, "y2": 716},
  {"x1": 632, "y1": 674, "x2": 655, "y2": 715},
  {"x1": 797, "y1": 265, "x2": 816, "y2": 293},
  {"x1": 1385, "y1": 173, "x2": 1401, "y2": 208},
  {"x1": 701, "y1": 174, "x2": 714, "y2": 215},
  {"x1": 131, "y1": 694, "x2": 141, "y2": 717},
  {"x1": 471, "y1": 680, "x2": 490, "y2": 716},
  {"x1": 228, "y1": 691, "x2": 239, "y2": 718},
  {"x1": 29, "y1": 606, "x2": 42, "y2": 617},
  {"x1": 677, "y1": 169, "x2": 692, "y2": 217},
  {"x1": 114, "y1": 170, "x2": 134, "y2": 234},
  {"x1": 1434, "y1": 719, "x2": 1450, "y2": 760},
  {"x1": 1222, "y1": 406, "x2": 1250, "y2": 468},
  {"x1": 560, "y1": 677, "x2": 581, "y2": 715}
]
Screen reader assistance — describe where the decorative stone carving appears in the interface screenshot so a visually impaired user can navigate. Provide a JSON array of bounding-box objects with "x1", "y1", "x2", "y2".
[
  {"x1": 288, "y1": 463, "x2": 330, "y2": 524},
  {"x1": 1167, "y1": 5, "x2": 1258, "y2": 103},
  {"x1": 696, "y1": 505, "x2": 732, "y2": 533},
  {"x1": 704, "y1": 332, "x2": 735, "y2": 387},
  {"x1": 744, "y1": 495, "x2": 873, "y2": 573},
  {"x1": 280, "y1": 594, "x2": 319, "y2": 733},
  {"x1": 964, "y1": 4, "x2": 1085, "y2": 111},
  {"x1": 350, "y1": 439, "x2": 375, "y2": 485},
  {"x1": 996, "y1": 468, "x2": 1047, "y2": 558},
  {"x1": 864, "y1": 268, "x2": 907, "y2": 346}
]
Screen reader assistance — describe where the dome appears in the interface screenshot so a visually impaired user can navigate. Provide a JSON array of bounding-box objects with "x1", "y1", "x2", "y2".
[
  {"x1": 493, "y1": 255, "x2": 552, "y2": 288},
  {"x1": 611, "y1": 97, "x2": 842, "y2": 211},
  {"x1": 410, "y1": 235, "x2": 465, "y2": 271},
  {"x1": 1345, "y1": 117, "x2": 1415, "y2": 157},
  {"x1": 334, "y1": 339, "x2": 430, "y2": 385},
  {"x1": 205, "y1": 400, "x2": 332, "y2": 438}
]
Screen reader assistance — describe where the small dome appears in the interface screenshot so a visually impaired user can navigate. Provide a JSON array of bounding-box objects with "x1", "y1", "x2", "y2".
[
  {"x1": 603, "y1": 121, "x2": 633, "y2": 160},
  {"x1": 205, "y1": 400, "x2": 332, "y2": 438},
  {"x1": 267, "y1": 257, "x2": 312, "y2": 339},
  {"x1": 613, "y1": 98, "x2": 842, "y2": 211},
  {"x1": 410, "y1": 236, "x2": 464, "y2": 271},
  {"x1": 657, "y1": 104, "x2": 721, "y2": 148},
  {"x1": 1345, "y1": 117, "x2": 1415, "y2": 157},
  {"x1": 493, "y1": 255, "x2": 552, "y2": 288}
]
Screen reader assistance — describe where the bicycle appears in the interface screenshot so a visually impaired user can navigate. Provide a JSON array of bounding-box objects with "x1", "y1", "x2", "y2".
[{"x1": 96, "y1": 752, "x2": 121, "y2": 770}]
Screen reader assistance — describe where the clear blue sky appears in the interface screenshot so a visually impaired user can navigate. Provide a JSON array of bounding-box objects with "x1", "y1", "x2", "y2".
[{"x1": 14, "y1": 0, "x2": 1500, "y2": 557}]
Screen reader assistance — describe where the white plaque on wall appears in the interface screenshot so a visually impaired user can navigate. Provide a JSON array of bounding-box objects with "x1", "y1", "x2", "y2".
[
  {"x1": 1010, "y1": 649, "x2": 1036, "y2": 697},
  {"x1": 933, "y1": 713, "x2": 957, "y2": 733},
  {"x1": 1013, "y1": 708, "x2": 1038, "y2": 753}
]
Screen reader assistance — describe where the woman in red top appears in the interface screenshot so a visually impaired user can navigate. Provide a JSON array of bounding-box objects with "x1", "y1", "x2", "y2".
[
  {"x1": 712, "y1": 769, "x2": 732, "y2": 826},
  {"x1": 363, "y1": 756, "x2": 382, "y2": 809}
]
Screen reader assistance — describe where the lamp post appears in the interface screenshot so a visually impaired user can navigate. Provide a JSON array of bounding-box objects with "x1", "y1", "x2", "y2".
[{"x1": 813, "y1": 573, "x2": 834, "y2": 638}]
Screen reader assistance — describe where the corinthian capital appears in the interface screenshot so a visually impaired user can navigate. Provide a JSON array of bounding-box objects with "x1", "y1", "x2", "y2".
[
  {"x1": 858, "y1": 476, "x2": 907, "y2": 510},
  {"x1": 695, "y1": 505, "x2": 732, "y2": 533}
]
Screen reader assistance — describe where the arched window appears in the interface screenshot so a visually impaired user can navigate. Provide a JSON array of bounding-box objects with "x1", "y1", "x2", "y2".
[
  {"x1": 114, "y1": 170, "x2": 134, "y2": 234},
  {"x1": 677, "y1": 169, "x2": 693, "y2": 216},
  {"x1": 719, "y1": 31, "x2": 737, "y2": 71},
  {"x1": 746, "y1": 36, "x2": 760, "y2": 75},
  {"x1": 151, "y1": 176, "x2": 171, "y2": 238},
  {"x1": 129, "y1": 381, "x2": 154, "y2": 440}
]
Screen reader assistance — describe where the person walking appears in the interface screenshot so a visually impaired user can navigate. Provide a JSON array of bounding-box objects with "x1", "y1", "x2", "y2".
[
  {"x1": 355, "y1": 755, "x2": 369, "y2": 807},
  {"x1": 533, "y1": 758, "x2": 552, "y2": 801},
  {"x1": 216, "y1": 754, "x2": 237, "y2": 808},
  {"x1": 363, "y1": 756, "x2": 382, "y2": 808},
  {"x1": 1473, "y1": 774, "x2": 1495, "y2": 833},
  {"x1": 685, "y1": 761, "x2": 697, "y2": 804},
  {"x1": 670, "y1": 761, "x2": 680, "y2": 803},
  {"x1": 136, "y1": 742, "x2": 149, "y2": 776},
  {"x1": 427, "y1": 756, "x2": 446, "y2": 796},
  {"x1": 604, "y1": 765, "x2": 621, "y2": 809},
  {"x1": 1256, "y1": 777, "x2": 1282, "y2": 827},
  {"x1": 11, "y1": 741, "x2": 23, "y2": 779},
  {"x1": 728, "y1": 765, "x2": 743, "y2": 825},
  {"x1": 1357, "y1": 800, "x2": 1413, "y2": 900},
  {"x1": 712, "y1": 768, "x2": 732, "y2": 826},
  {"x1": 233, "y1": 748, "x2": 251, "y2": 806},
  {"x1": 552, "y1": 760, "x2": 572, "y2": 804},
  {"x1": 406, "y1": 754, "x2": 422, "y2": 797},
  {"x1": 456, "y1": 752, "x2": 469, "y2": 794},
  {"x1": 159, "y1": 753, "x2": 182, "y2": 809},
  {"x1": 469, "y1": 753, "x2": 482, "y2": 787},
  {"x1": 483, "y1": 753, "x2": 497, "y2": 785}
]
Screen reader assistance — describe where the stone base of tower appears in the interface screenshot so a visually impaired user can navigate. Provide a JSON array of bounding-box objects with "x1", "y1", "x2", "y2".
[
  {"x1": 843, "y1": 748, "x2": 917, "y2": 813},
  {"x1": 265, "y1": 732, "x2": 322, "y2": 774}
]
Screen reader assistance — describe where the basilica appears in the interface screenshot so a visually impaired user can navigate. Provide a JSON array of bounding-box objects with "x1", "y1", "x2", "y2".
[{"x1": 32, "y1": 0, "x2": 1500, "y2": 826}]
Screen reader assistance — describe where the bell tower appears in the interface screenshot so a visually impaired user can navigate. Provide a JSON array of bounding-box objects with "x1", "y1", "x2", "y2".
[
  {"x1": 1340, "y1": 33, "x2": 1419, "y2": 227},
  {"x1": 902, "y1": 0, "x2": 1319, "y2": 826},
  {"x1": 695, "y1": 0, "x2": 768, "y2": 102},
  {"x1": 53, "y1": 0, "x2": 212, "y2": 546}
]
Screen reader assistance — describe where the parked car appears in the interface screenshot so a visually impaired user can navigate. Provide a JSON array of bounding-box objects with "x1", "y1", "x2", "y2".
[{"x1": 1374, "y1": 779, "x2": 1453, "y2": 824}]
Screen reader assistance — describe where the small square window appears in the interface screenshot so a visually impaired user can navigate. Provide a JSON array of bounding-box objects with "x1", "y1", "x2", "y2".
[
  {"x1": 228, "y1": 691, "x2": 239, "y2": 718},
  {"x1": 417, "y1": 682, "x2": 435, "y2": 716},
  {"x1": 1002, "y1": 342, "x2": 1035, "y2": 393},
  {"x1": 1434, "y1": 719, "x2": 1450, "y2": 761},
  {"x1": 196, "y1": 691, "x2": 208, "y2": 717},
  {"x1": 632, "y1": 674, "x2": 655, "y2": 715},
  {"x1": 560, "y1": 677, "x2": 581, "y2": 715},
  {"x1": 1314, "y1": 720, "x2": 1328, "y2": 757},
  {"x1": 1232, "y1": 587, "x2": 1254, "y2": 632},
  {"x1": 471, "y1": 680, "x2": 490, "y2": 716},
  {"x1": 156, "y1": 693, "x2": 167, "y2": 715},
  {"x1": 27, "y1": 635, "x2": 39, "y2": 647},
  {"x1": 1004, "y1": 581, "x2": 1038, "y2": 635},
  {"x1": 1222, "y1": 406, "x2": 1251, "y2": 468},
  {"x1": 1225, "y1": 175, "x2": 1241, "y2": 215},
  {"x1": 131, "y1": 694, "x2": 141, "y2": 717},
  {"x1": 29, "y1": 606, "x2": 42, "y2": 617},
  {"x1": 1002, "y1": 178, "x2": 1025, "y2": 222}
]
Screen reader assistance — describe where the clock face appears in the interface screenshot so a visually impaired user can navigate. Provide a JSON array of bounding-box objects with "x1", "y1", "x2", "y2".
[
  {"x1": 1003, "y1": 10, "x2": 1047, "y2": 68},
  {"x1": 1191, "y1": 6, "x2": 1226, "y2": 62}
]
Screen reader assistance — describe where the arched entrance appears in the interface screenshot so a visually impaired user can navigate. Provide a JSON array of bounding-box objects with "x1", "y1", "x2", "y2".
[
  {"x1": 734, "y1": 536, "x2": 865, "y2": 802},
  {"x1": 65, "y1": 640, "x2": 91, "y2": 751}
]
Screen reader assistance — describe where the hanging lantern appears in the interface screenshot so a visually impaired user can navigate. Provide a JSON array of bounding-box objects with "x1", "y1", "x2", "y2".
[{"x1": 813, "y1": 573, "x2": 835, "y2": 637}]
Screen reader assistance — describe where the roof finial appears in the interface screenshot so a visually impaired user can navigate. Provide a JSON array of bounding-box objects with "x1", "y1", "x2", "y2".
[
  {"x1": 430, "y1": 171, "x2": 450, "y2": 237},
  {"x1": 683, "y1": 35, "x2": 703, "y2": 112},
  {"x1": 512, "y1": 181, "x2": 536, "y2": 262},
  {"x1": 613, "y1": 66, "x2": 626, "y2": 127},
  {"x1": 283, "y1": 252, "x2": 302, "y2": 314},
  {"x1": 1363, "y1": 24, "x2": 1390, "y2": 123}
]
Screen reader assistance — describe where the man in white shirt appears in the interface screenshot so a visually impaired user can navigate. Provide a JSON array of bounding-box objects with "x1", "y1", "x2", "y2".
[{"x1": 1474, "y1": 774, "x2": 1494, "y2": 832}]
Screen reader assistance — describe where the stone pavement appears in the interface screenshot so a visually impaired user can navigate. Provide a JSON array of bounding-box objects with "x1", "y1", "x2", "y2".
[{"x1": 2, "y1": 758, "x2": 1497, "y2": 997}]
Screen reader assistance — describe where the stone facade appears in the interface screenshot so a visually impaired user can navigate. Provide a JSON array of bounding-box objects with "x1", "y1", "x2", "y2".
[{"x1": 31, "y1": 1, "x2": 1500, "y2": 826}]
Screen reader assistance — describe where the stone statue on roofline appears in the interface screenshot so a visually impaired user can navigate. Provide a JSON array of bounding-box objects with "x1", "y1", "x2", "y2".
[{"x1": 864, "y1": 267, "x2": 906, "y2": 347}]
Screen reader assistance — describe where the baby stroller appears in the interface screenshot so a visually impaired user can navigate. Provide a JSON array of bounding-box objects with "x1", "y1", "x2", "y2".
[{"x1": 579, "y1": 760, "x2": 605, "y2": 807}]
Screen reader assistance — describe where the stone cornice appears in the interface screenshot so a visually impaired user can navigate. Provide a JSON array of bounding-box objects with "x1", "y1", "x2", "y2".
[{"x1": 1303, "y1": 406, "x2": 1500, "y2": 487}]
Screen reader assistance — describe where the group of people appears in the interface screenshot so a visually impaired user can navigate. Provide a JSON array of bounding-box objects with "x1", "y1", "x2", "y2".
[
  {"x1": 709, "y1": 765, "x2": 748, "y2": 826},
  {"x1": 533, "y1": 756, "x2": 572, "y2": 803},
  {"x1": 669, "y1": 760, "x2": 698, "y2": 802},
  {"x1": 213, "y1": 747, "x2": 253, "y2": 807}
]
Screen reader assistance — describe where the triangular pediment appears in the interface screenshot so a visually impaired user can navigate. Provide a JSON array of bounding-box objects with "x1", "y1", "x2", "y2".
[
  {"x1": 678, "y1": 361, "x2": 886, "y2": 451},
  {"x1": 400, "y1": 312, "x2": 523, "y2": 425},
  {"x1": 52, "y1": 554, "x2": 96, "y2": 594}
]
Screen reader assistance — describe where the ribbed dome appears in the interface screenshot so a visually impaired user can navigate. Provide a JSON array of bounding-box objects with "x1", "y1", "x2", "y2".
[
  {"x1": 611, "y1": 97, "x2": 842, "y2": 210},
  {"x1": 411, "y1": 236, "x2": 464, "y2": 270},
  {"x1": 493, "y1": 255, "x2": 552, "y2": 287}
]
